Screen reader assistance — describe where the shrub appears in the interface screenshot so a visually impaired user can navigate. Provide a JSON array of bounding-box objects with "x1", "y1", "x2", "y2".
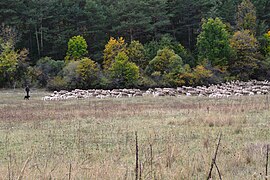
[
  {"x1": 146, "y1": 47, "x2": 184, "y2": 86},
  {"x1": 108, "y1": 52, "x2": 139, "y2": 88},
  {"x1": 179, "y1": 65, "x2": 213, "y2": 86},
  {"x1": 76, "y1": 57, "x2": 100, "y2": 88},
  {"x1": 63, "y1": 61, "x2": 81, "y2": 89},
  {"x1": 47, "y1": 76, "x2": 67, "y2": 91},
  {"x1": 262, "y1": 30, "x2": 270, "y2": 56},
  {"x1": 35, "y1": 57, "x2": 64, "y2": 87}
]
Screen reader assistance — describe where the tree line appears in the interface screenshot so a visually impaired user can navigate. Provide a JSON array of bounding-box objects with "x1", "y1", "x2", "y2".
[{"x1": 0, "y1": 0, "x2": 270, "y2": 90}]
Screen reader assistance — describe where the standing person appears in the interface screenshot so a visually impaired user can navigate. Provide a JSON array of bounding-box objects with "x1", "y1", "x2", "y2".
[{"x1": 24, "y1": 85, "x2": 30, "y2": 100}]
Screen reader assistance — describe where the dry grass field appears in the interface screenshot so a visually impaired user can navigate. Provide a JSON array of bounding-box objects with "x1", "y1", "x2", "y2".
[{"x1": 0, "y1": 89, "x2": 270, "y2": 179}]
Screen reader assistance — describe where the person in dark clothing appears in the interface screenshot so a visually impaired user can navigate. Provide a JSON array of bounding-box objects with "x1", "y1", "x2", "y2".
[{"x1": 24, "y1": 85, "x2": 30, "y2": 100}]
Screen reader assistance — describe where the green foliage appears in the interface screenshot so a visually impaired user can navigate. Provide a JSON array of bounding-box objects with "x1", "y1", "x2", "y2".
[
  {"x1": 26, "y1": 66, "x2": 39, "y2": 86},
  {"x1": 158, "y1": 34, "x2": 176, "y2": 49},
  {"x1": 47, "y1": 76, "x2": 67, "y2": 91},
  {"x1": 214, "y1": 0, "x2": 237, "y2": 25},
  {"x1": 144, "y1": 40, "x2": 160, "y2": 62},
  {"x1": 1, "y1": 0, "x2": 270, "y2": 88},
  {"x1": 15, "y1": 48, "x2": 30, "y2": 86},
  {"x1": 0, "y1": 41, "x2": 19, "y2": 87},
  {"x1": 0, "y1": 0, "x2": 269, "y2": 64},
  {"x1": 197, "y1": 17, "x2": 232, "y2": 67},
  {"x1": 20, "y1": 0, "x2": 88, "y2": 60},
  {"x1": 0, "y1": 41, "x2": 18, "y2": 73},
  {"x1": 253, "y1": 56, "x2": 270, "y2": 80},
  {"x1": 168, "y1": 0, "x2": 215, "y2": 50},
  {"x1": 35, "y1": 57, "x2": 64, "y2": 87},
  {"x1": 191, "y1": 65, "x2": 213, "y2": 85},
  {"x1": 146, "y1": 47, "x2": 184, "y2": 86},
  {"x1": 174, "y1": 43, "x2": 195, "y2": 67},
  {"x1": 103, "y1": 37, "x2": 126, "y2": 70},
  {"x1": 137, "y1": 71, "x2": 158, "y2": 88},
  {"x1": 76, "y1": 57, "x2": 100, "y2": 88},
  {"x1": 63, "y1": 61, "x2": 81, "y2": 89},
  {"x1": 144, "y1": 34, "x2": 191, "y2": 64},
  {"x1": 236, "y1": 0, "x2": 257, "y2": 34},
  {"x1": 229, "y1": 30, "x2": 260, "y2": 80},
  {"x1": 65, "y1": 35, "x2": 88, "y2": 61},
  {"x1": 254, "y1": 30, "x2": 270, "y2": 80},
  {"x1": 262, "y1": 30, "x2": 270, "y2": 55},
  {"x1": 108, "y1": 52, "x2": 139, "y2": 88},
  {"x1": 63, "y1": 57, "x2": 104, "y2": 90},
  {"x1": 126, "y1": 40, "x2": 146, "y2": 68},
  {"x1": 109, "y1": 0, "x2": 152, "y2": 42},
  {"x1": 146, "y1": 48, "x2": 183, "y2": 75},
  {"x1": 144, "y1": 35, "x2": 175, "y2": 62},
  {"x1": 143, "y1": 0, "x2": 171, "y2": 39},
  {"x1": 179, "y1": 64, "x2": 213, "y2": 86},
  {"x1": 0, "y1": 39, "x2": 29, "y2": 88},
  {"x1": 158, "y1": 35, "x2": 193, "y2": 65}
]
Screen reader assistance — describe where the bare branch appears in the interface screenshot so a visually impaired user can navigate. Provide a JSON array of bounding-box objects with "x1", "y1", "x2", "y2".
[{"x1": 207, "y1": 132, "x2": 222, "y2": 180}]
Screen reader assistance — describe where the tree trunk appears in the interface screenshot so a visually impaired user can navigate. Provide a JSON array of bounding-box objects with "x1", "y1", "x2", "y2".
[
  {"x1": 35, "y1": 26, "x2": 40, "y2": 57},
  {"x1": 40, "y1": 22, "x2": 43, "y2": 55},
  {"x1": 130, "y1": 28, "x2": 133, "y2": 42},
  {"x1": 188, "y1": 26, "x2": 191, "y2": 49}
]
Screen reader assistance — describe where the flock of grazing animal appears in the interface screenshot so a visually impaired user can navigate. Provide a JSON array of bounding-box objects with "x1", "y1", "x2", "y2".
[{"x1": 42, "y1": 80, "x2": 270, "y2": 101}]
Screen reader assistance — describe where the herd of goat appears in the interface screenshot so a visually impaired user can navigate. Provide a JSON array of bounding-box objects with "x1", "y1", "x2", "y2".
[{"x1": 42, "y1": 80, "x2": 270, "y2": 101}]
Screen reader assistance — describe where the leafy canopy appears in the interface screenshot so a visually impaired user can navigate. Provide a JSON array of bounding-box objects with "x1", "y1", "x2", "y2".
[
  {"x1": 65, "y1": 35, "x2": 88, "y2": 61},
  {"x1": 146, "y1": 47, "x2": 184, "y2": 86},
  {"x1": 0, "y1": 41, "x2": 19, "y2": 86},
  {"x1": 76, "y1": 57, "x2": 100, "y2": 88},
  {"x1": 179, "y1": 65, "x2": 213, "y2": 86},
  {"x1": 197, "y1": 17, "x2": 232, "y2": 67},
  {"x1": 108, "y1": 52, "x2": 139, "y2": 88},
  {"x1": 103, "y1": 37, "x2": 126, "y2": 70},
  {"x1": 263, "y1": 30, "x2": 270, "y2": 55},
  {"x1": 146, "y1": 48, "x2": 183, "y2": 75},
  {"x1": 126, "y1": 40, "x2": 146, "y2": 68},
  {"x1": 230, "y1": 30, "x2": 259, "y2": 80},
  {"x1": 35, "y1": 57, "x2": 64, "y2": 87}
]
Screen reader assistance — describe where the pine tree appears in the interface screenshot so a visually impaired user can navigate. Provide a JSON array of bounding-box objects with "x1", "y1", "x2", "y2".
[{"x1": 236, "y1": 0, "x2": 257, "y2": 34}]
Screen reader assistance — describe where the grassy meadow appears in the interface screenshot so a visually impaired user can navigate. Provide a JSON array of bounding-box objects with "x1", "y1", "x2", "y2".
[{"x1": 0, "y1": 89, "x2": 270, "y2": 179}]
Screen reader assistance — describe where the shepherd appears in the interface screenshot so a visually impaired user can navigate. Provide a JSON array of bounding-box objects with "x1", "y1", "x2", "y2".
[{"x1": 24, "y1": 85, "x2": 30, "y2": 100}]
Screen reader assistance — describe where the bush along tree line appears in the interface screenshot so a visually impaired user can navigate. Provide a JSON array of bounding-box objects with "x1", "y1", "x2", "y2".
[{"x1": 1, "y1": 0, "x2": 270, "y2": 90}]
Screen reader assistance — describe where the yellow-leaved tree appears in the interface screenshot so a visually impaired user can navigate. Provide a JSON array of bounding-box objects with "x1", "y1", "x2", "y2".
[
  {"x1": 0, "y1": 41, "x2": 19, "y2": 87},
  {"x1": 103, "y1": 37, "x2": 126, "y2": 70},
  {"x1": 76, "y1": 57, "x2": 100, "y2": 88},
  {"x1": 264, "y1": 30, "x2": 270, "y2": 55}
]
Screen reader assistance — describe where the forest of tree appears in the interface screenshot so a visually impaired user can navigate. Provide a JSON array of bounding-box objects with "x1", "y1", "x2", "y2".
[{"x1": 0, "y1": 0, "x2": 270, "y2": 90}]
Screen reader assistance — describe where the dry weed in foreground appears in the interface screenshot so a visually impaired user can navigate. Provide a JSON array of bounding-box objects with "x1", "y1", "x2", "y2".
[{"x1": 0, "y1": 90, "x2": 270, "y2": 179}]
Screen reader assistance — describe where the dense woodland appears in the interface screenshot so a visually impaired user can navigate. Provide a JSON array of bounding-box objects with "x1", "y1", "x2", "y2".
[{"x1": 0, "y1": 0, "x2": 270, "y2": 90}]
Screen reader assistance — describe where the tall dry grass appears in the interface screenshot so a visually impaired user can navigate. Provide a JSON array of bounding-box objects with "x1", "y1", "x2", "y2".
[{"x1": 0, "y1": 89, "x2": 270, "y2": 179}]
